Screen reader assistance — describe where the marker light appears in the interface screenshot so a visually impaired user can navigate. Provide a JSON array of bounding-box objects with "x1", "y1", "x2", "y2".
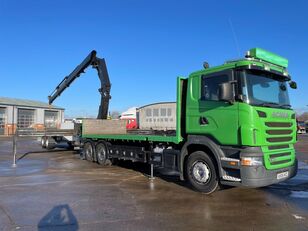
[{"x1": 246, "y1": 48, "x2": 288, "y2": 68}]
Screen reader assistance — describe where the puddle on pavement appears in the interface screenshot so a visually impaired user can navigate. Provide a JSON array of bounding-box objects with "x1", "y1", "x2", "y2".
[
  {"x1": 267, "y1": 161, "x2": 308, "y2": 189},
  {"x1": 293, "y1": 174, "x2": 308, "y2": 181},
  {"x1": 0, "y1": 160, "x2": 47, "y2": 176},
  {"x1": 290, "y1": 161, "x2": 308, "y2": 182},
  {"x1": 298, "y1": 161, "x2": 308, "y2": 170},
  {"x1": 290, "y1": 191, "x2": 308, "y2": 199}
]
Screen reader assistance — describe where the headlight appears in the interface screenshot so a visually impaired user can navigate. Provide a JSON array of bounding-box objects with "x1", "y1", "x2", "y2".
[{"x1": 241, "y1": 157, "x2": 263, "y2": 166}]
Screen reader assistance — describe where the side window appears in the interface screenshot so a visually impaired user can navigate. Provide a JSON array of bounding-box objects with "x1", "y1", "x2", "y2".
[{"x1": 201, "y1": 75, "x2": 229, "y2": 101}]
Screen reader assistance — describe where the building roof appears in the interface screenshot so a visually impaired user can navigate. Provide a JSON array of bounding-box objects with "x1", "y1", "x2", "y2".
[
  {"x1": 138, "y1": 102, "x2": 176, "y2": 110},
  {"x1": 0, "y1": 97, "x2": 64, "y2": 110}
]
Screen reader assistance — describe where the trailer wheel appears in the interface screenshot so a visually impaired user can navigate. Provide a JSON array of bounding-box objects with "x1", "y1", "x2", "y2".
[
  {"x1": 95, "y1": 142, "x2": 107, "y2": 165},
  {"x1": 67, "y1": 142, "x2": 75, "y2": 150},
  {"x1": 186, "y1": 151, "x2": 219, "y2": 194},
  {"x1": 45, "y1": 138, "x2": 56, "y2": 150},
  {"x1": 41, "y1": 136, "x2": 47, "y2": 149},
  {"x1": 84, "y1": 142, "x2": 94, "y2": 162}
]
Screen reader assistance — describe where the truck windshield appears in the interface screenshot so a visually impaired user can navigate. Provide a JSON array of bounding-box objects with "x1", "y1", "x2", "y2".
[{"x1": 240, "y1": 70, "x2": 291, "y2": 109}]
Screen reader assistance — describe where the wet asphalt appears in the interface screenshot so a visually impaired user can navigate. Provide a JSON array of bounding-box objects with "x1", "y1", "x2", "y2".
[{"x1": 0, "y1": 135, "x2": 308, "y2": 231}]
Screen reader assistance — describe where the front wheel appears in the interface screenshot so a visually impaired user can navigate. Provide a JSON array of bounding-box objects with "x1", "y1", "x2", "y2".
[{"x1": 186, "y1": 151, "x2": 219, "y2": 194}]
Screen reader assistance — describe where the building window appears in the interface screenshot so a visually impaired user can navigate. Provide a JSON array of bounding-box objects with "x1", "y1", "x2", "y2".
[
  {"x1": 167, "y1": 108, "x2": 172, "y2": 117},
  {"x1": 160, "y1": 108, "x2": 166, "y2": 117},
  {"x1": 153, "y1": 109, "x2": 159, "y2": 117},
  {"x1": 45, "y1": 110, "x2": 59, "y2": 128},
  {"x1": 146, "y1": 108, "x2": 152, "y2": 117},
  {"x1": 0, "y1": 108, "x2": 6, "y2": 135},
  {"x1": 18, "y1": 109, "x2": 35, "y2": 129}
]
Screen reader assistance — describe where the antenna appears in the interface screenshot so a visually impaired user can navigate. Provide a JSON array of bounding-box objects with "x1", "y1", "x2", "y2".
[{"x1": 228, "y1": 18, "x2": 241, "y2": 58}]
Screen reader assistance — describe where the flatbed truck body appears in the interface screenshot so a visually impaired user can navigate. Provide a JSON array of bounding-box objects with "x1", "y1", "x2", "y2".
[{"x1": 48, "y1": 48, "x2": 298, "y2": 193}]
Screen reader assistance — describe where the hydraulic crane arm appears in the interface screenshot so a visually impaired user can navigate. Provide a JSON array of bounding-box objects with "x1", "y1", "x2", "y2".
[{"x1": 48, "y1": 50, "x2": 111, "y2": 119}]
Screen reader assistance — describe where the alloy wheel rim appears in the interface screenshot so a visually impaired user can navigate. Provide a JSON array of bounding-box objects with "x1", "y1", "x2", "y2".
[
  {"x1": 97, "y1": 145, "x2": 106, "y2": 161},
  {"x1": 192, "y1": 161, "x2": 211, "y2": 184}
]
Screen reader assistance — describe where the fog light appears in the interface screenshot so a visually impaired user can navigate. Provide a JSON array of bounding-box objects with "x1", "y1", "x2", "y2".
[{"x1": 241, "y1": 157, "x2": 263, "y2": 166}]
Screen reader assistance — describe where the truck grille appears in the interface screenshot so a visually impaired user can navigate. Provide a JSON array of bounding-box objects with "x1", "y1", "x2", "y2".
[
  {"x1": 267, "y1": 152, "x2": 292, "y2": 166},
  {"x1": 265, "y1": 122, "x2": 293, "y2": 144},
  {"x1": 266, "y1": 137, "x2": 292, "y2": 142},
  {"x1": 268, "y1": 145, "x2": 289, "y2": 150},
  {"x1": 266, "y1": 130, "x2": 292, "y2": 135},
  {"x1": 265, "y1": 122, "x2": 292, "y2": 127},
  {"x1": 263, "y1": 121, "x2": 295, "y2": 170}
]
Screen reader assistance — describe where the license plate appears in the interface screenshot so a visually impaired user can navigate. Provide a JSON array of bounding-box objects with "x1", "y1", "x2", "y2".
[{"x1": 277, "y1": 171, "x2": 289, "y2": 180}]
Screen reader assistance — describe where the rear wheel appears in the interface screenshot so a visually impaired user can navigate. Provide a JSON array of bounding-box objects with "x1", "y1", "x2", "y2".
[
  {"x1": 84, "y1": 142, "x2": 94, "y2": 162},
  {"x1": 186, "y1": 151, "x2": 219, "y2": 194},
  {"x1": 41, "y1": 136, "x2": 47, "y2": 149},
  {"x1": 45, "y1": 138, "x2": 56, "y2": 150},
  {"x1": 67, "y1": 142, "x2": 75, "y2": 150},
  {"x1": 96, "y1": 142, "x2": 107, "y2": 165}
]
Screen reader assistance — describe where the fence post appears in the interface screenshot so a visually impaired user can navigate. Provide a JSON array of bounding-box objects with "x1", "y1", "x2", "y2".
[{"x1": 12, "y1": 130, "x2": 17, "y2": 167}]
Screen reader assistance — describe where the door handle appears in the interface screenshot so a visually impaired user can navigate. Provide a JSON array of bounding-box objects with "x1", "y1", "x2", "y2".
[{"x1": 199, "y1": 117, "x2": 209, "y2": 125}]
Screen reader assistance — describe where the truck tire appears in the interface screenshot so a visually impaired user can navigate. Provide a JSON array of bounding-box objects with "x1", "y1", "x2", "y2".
[
  {"x1": 45, "y1": 138, "x2": 56, "y2": 150},
  {"x1": 84, "y1": 142, "x2": 95, "y2": 162},
  {"x1": 186, "y1": 151, "x2": 219, "y2": 194},
  {"x1": 67, "y1": 142, "x2": 75, "y2": 150},
  {"x1": 95, "y1": 142, "x2": 107, "y2": 165},
  {"x1": 41, "y1": 136, "x2": 47, "y2": 149}
]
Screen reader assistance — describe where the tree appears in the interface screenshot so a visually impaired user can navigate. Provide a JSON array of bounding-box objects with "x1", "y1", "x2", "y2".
[{"x1": 110, "y1": 111, "x2": 121, "y2": 119}]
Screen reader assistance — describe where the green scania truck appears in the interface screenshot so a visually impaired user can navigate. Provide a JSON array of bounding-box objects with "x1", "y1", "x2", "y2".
[{"x1": 47, "y1": 48, "x2": 298, "y2": 194}]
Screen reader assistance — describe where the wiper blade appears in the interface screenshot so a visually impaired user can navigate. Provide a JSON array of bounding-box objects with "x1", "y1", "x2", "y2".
[
  {"x1": 281, "y1": 104, "x2": 292, "y2": 108},
  {"x1": 256, "y1": 102, "x2": 280, "y2": 107},
  {"x1": 256, "y1": 102, "x2": 292, "y2": 109}
]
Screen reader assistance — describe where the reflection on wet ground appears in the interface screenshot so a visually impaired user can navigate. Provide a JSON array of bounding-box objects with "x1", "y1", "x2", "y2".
[
  {"x1": 290, "y1": 191, "x2": 308, "y2": 199},
  {"x1": 0, "y1": 135, "x2": 307, "y2": 231}
]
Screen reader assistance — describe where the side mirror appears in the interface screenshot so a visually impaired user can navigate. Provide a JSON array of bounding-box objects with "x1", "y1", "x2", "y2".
[
  {"x1": 289, "y1": 81, "x2": 297, "y2": 89},
  {"x1": 219, "y1": 82, "x2": 234, "y2": 103}
]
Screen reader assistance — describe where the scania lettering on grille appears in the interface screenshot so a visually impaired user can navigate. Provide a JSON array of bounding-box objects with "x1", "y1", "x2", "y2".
[{"x1": 272, "y1": 112, "x2": 289, "y2": 118}]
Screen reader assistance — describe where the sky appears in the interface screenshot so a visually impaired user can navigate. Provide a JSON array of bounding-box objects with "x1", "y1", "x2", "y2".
[{"x1": 0, "y1": 0, "x2": 307, "y2": 117}]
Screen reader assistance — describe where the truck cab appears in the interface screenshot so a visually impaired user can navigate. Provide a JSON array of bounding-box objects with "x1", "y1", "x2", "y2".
[{"x1": 183, "y1": 48, "x2": 297, "y2": 190}]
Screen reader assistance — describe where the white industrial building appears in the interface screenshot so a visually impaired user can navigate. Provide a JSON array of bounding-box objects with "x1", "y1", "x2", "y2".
[
  {"x1": 0, "y1": 97, "x2": 64, "y2": 135},
  {"x1": 138, "y1": 102, "x2": 176, "y2": 130}
]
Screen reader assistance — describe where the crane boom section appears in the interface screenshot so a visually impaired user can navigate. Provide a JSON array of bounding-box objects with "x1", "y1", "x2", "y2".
[{"x1": 48, "y1": 50, "x2": 111, "y2": 119}]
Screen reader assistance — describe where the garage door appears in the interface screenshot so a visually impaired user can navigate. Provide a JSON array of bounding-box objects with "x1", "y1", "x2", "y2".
[
  {"x1": 44, "y1": 110, "x2": 59, "y2": 128},
  {"x1": 18, "y1": 109, "x2": 35, "y2": 129},
  {"x1": 0, "y1": 108, "x2": 5, "y2": 135}
]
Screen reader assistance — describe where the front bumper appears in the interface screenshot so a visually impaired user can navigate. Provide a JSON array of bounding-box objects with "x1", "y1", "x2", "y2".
[
  {"x1": 220, "y1": 146, "x2": 298, "y2": 188},
  {"x1": 240, "y1": 158, "x2": 298, "y2": 187}
]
